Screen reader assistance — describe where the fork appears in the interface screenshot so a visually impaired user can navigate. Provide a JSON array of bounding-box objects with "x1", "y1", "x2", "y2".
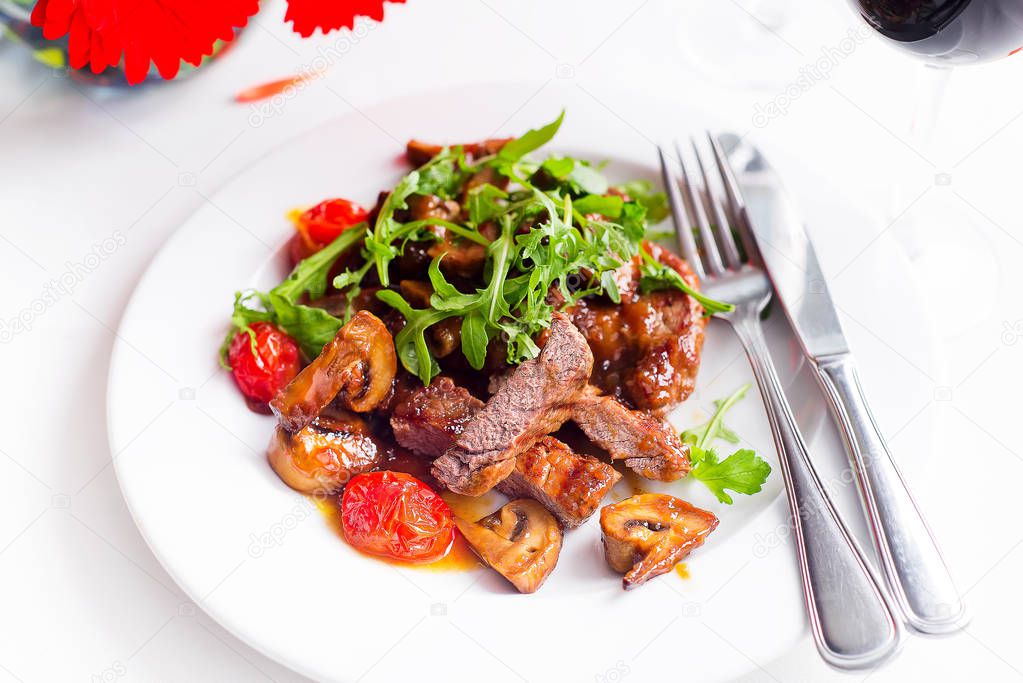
[{"x1": 658, "y1": 138, "x2": 902, "y2": 670}]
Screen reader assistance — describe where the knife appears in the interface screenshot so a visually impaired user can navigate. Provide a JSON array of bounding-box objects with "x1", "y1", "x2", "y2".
[{"x1": 721, "y1": 133, "x2": 968, "y2": 635}]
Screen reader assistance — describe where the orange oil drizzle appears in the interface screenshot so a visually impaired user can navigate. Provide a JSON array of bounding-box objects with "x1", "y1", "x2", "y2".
[{"x1": 313, "y1": 493, "x2": 482, "y2": 572}]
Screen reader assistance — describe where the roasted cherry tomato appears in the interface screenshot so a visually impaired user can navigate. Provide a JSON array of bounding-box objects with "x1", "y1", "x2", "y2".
[
  {"x1": 341, "y1": 471, "x2": 455, "y2": 564},
  {"x1": 227, "y1": 322, "x2": 301, "y2": 406},
  {"x1": 287, "y1": 198, "x2": 368, "y2": 264}
]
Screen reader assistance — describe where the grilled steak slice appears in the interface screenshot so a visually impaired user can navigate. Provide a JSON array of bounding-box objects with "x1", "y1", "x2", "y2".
[
  {"x1": 572, "y1": 388, "x2": 691, "y2": 481},
  {"x1": 390, "y1": 377, "x2": 484, "y2": 458},
  {"x1": 497, "y1": 436, "x2": 620, "y2": 529},
  {"x1": 432, "y1": 313, "x2": 594, "y2": 495},
  {"x1": 572, "y1": 242, "x2": 706, "y2": 414}
]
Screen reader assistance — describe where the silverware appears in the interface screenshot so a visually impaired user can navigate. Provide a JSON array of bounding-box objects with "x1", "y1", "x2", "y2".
[
  {"x1": 658, "y1": 139, "x2": 901, "y2": 670},
  {"x1": 717, "y1": 134, "x2": 968, "y2": 635}
]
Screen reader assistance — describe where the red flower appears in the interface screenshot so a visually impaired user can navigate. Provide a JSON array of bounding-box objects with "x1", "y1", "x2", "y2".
[
  {"x1": 30, "y1": 0, "x2": 259, "y2": 84},
  {"x1": 29, "y1": 0, "x2": 406, "y2": 85},
  {"x1": 285, "y1": 0, "x2": 406, "y2": 38}
]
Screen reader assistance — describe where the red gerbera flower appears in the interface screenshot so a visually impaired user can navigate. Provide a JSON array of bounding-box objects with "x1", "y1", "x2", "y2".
[
  {"x1": 30, "y1": 0, "x2": 406, "y2": 85},
  {"x1": 30, "y1": 0, "x2": 259, "y2": 84},
  {"x1": 285, "y1": 0, "x2": 406, "y2": 38}
]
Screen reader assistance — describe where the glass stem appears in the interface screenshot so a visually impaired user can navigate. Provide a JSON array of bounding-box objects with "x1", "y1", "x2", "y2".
[{"x1": 891, "y1": 64, "x2": 953, "y2": 259}]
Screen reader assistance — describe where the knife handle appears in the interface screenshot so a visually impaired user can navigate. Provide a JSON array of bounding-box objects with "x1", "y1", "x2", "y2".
[
  {"x1": 815, "y1": 353, "x2": 968, "y2": 634},
  {"x1": 731, "y1": 317, "x2": 900, "y2": 669}
]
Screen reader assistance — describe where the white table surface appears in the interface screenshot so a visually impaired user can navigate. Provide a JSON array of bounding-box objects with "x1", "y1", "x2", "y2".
[{"x1": 2, "y1": 1, "x2": 1022, "y2": 681}]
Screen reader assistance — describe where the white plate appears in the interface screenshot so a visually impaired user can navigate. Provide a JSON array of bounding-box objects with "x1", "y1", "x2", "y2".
[{"x1": 107, "y1": 84, "x2": 936, "y2": 682}]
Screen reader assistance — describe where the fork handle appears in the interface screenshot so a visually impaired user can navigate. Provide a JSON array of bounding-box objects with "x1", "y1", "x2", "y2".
[
  {"x1": 815, "y1": 354, "x2": 968, "y2": 633},
  {"x1": 731, "y1": 317, "x2": 901, "y2": 669}
]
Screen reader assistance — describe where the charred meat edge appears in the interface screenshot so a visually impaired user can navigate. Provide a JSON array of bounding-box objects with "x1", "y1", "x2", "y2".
[
  {"x1": 496, "y1": 436, "x2": 621, "y2": 529},
  {"x1": 431, "y1": 313, "x2": 592, "y2": 496}
]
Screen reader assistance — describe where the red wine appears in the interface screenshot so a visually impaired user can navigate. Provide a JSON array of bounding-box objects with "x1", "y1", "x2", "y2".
[{"x1": 851, "y1": 0, "x2": 1023, "y2": 64}]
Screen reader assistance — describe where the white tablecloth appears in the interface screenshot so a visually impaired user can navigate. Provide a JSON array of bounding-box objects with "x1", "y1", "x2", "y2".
[{"x1": 1, "y1": 1, "x2": 1021, "y2": 680}]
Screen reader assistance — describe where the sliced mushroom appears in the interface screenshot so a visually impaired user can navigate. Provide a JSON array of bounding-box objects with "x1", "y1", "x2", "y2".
[
  {"x1": 455, "y1": 499, "x2": 563, "y2": 594},
  {"x1": 600, "y1": 494, "x2": 718, "y2": 590},
  {"x1": 268, "y1": 408, "x2": 383, "y2": 495},
  {"x1": 270, "y1": 311, "x2": 397, "y2": 432}
]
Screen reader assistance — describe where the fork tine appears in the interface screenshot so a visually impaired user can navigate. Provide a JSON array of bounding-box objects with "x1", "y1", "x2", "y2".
[
  {"x1": 707, "y1": 132, "x2": 760, "y2": 264},
  {"x1": 657, "y1": 145, "x2": 705, "y2": 280},
  {"x1": 674, "y1": 140, "x2": 725, "y2": 276},
  {"x1": 692, "y1": 136, "x2": 742, "y2": 270}
]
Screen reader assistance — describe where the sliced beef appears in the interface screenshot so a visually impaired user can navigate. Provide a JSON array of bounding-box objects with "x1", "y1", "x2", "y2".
[
  {"x1": 431, "y1": 313, "x2": 593, "y2": 496},
  {"x1": 390, "y1": 377, "x2": 484, "y2": 458},
  {"x1": 571, "y1": 388, "x2": 691, "y2": 481},
  {"x1": 497, "y1": 436, "x2": 620, "y2": 529},
  {"x1": 572, "y1": 242, "x2": 706, "y2": 414}
]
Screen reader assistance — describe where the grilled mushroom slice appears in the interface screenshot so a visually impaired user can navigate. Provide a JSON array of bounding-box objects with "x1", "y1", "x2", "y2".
[
  {"x1": 455, "y1": 499, "x2": 563, "y2": 594},
  {"x1": 600, "y1": 494, "x2": 718, "y2": 590},
  {"x1": 268, "y1": 408, "x2": 383, "y2": 495},
  {"x1": 271, "y1": 311, "x2": 397, "y2": 432}
]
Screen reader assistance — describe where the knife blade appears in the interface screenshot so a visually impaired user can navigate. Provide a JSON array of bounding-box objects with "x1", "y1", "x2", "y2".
[
  {"x1": 719, "y1": 136, "x2": 849, "y2": 360},
  {"x1": 721, "y1": 133, "x2": 968, "y2": 635}
]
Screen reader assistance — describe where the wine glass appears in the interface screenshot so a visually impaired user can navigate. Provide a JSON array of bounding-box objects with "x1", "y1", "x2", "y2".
[{"x1": 845, "y1": 0, "x2": 1023, "y2": 329}]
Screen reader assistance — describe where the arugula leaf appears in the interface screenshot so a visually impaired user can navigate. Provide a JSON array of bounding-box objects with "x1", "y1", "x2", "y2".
[
  {"x1": 416, "y1": 146, "x2": 469, "y2": 198},
  {"x1": 273, "y1": 225, "x2": 366, "y2": 302},
  {"x1": 690, "y1": 449, "x2": 772, "y2": 505},
  {"x1": 220, "y1": 227, "x2": 366, "y2": 365},
  {"x1": 497, "y1": 110, "x2": 565, "y2": 163},
  {"x1": 218, "y1": 291, "x2": 273, "y2": 369},
  {"x1": 460, "y1": 312, "x2": 488, "y2": 370},
  {"x1": 682, "y1": 383, "x2": 772, "y2": 504},
  {"x1": 375, "y1": 289, "x2": 456, "y2": 384},
  {"x1": 540, "y1": 156, "x2": 609, "y2": 196},
  {"x1": 616, "y1": 180, "x2": 669, "y2": 223},
  {"x1": 364, "y1": 149, "x2": 466, "y2": 288},
  {"x1": 366, "y1": 171, "x2": 421, "y2": 288},
  {"x1": 540, "y1": 157, "x2": 574, "y2": 179},
  {"x1": 639, "y1": 249, "x2": 734, "y2": 314},
  {"x1": 574, "y1": 194, "x2": 623, "y2": 218},
  {"x1": 268, "y1": 293, "x2": 343, "y2": 359},
  {"x1": 568, "y1": 162, "x2": 608, "y2": 195},
  {"x1": 466, "y1": 183, "x2": 508, "y2": 225},
  {"x1": 223, "y1": 111, "x2": 725, "y2": 385}
]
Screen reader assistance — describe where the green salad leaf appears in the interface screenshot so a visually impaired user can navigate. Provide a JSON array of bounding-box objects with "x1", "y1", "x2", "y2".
[
  {"x1": 497, "y1": 110, "x2": 565, "y2": 163},
  {"x1": 683, "y1": 384, "x2": 772, "y2": 504},
  {"x1": 221, "y1": 111, "x2": 734, "y2": 385},
  {"x1": 639, "y1": 249, "x2": 734, "y2": 314},
  {"x1": 219, "y1": 227, "x2": 367, "y2": 363},
  {"x1": 616, "y1": 179, "x2": 669, "y2": 224}
]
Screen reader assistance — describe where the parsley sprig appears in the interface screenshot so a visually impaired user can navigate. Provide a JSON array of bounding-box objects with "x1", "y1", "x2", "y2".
[{"x1": 683, "y1": 384, "x2": 773, "y2": 504}]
